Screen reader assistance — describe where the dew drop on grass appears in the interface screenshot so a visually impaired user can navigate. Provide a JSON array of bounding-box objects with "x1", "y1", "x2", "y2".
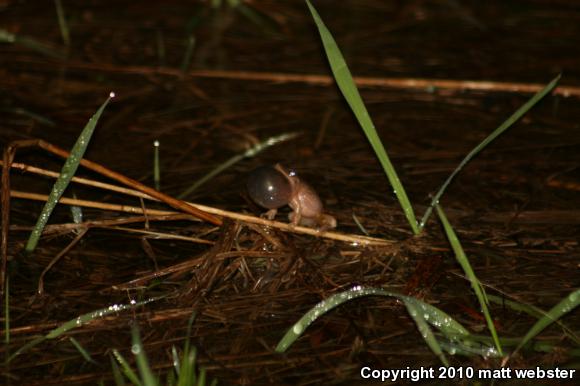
[
  {"x1": 131, "y1": 344, "x2": 141, "y2": 355},
  {"x1": 293, "y1": 324, "x2": 303, "y2": 335}
]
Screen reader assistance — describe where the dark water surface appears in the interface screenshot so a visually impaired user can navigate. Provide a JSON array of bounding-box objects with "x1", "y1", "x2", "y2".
[{"x1": 1, "y1": 1, "x2": 579, "y2": 384}]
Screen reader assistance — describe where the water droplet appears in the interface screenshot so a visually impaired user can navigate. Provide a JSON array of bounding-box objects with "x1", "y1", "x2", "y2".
[{"x1": 293, "y1": 324, "x2": 303, "y2": 335}]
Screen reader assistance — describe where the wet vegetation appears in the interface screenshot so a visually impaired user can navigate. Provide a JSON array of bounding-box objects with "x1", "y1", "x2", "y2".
[{"x1": 1, "y1": 1, "x2": 579, "y2": 385}]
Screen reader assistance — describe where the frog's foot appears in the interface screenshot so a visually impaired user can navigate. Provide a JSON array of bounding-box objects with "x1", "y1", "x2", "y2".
[
  {"x1": 288, "y1": 212, "x2": 336, "y2": 230},
  {"x1": 317, "y1": 214, "x2": 337, "y2": 231},
  {"x1": 262, "y1": 208, "x2": 278, "y2": 220}
]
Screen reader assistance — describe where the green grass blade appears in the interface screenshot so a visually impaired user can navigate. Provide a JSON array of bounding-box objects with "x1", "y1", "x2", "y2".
[
  {"x1": 514, "y1": 289, "x2": 580, "y2": 354},
  {"x1": 487, "y1": 294, "x2": 580, "y2": 345},
  {"x1": 8, "y1": 297, "x2": 157, "y2": 363},
  {"x1": 113, "y1": 349, "x2": 143, "y2": 386},
  {"x1": 131, "y1": 325, "x2": 158, "y2": 386},
  {"x1": 0, "y1": 28, "x2": 66, "y2": 59},
  {"x1": 70, "y1": 192, "x2": 84, "y2": 232},
  {"x1": 180, "y1": 35, "x2": 196, "y2": 73},
  {"x1": 166, "y1": 368, "x2": 176, "y2": 386},
  {"x1": 275, "y1": 285, "x2": 474, "y2": 363},
  {"x1": 182, "y1": 312, "x2": 197, "y2": 363},
  {"x1": 177, "y1": 131, "x2": 299, "y2": 199},
  {"x1": 54, "y1": 0, "x2": 70, "y2": 47},
  {"x1": 438, "y1": 340, "x2": 501, "y2": 358},
  {"x1": 435, "y1": 204, "x2": 502, "y2": 355},
  {"x1": 178, "y1": 347, "x2": 197, "y2": 386},
  {"x1": 196, "y1": 368, "x2": 206, "y2": 386},
  {"x1": 171, "y1": 345, "x2": 181, "y2": 376},
  {"x1": 156, "y1": 29, "x2": 166, "y2": 66},
  {"x1": 69, "y1": 337, "x2": 97, "y2": 364},
  {"x1": 25, "y1": 93, "x2": 114, "y2": 253},
  {"x1": 153, "y1": 140, "x2": 161, "y2": 191},
  {"x1": 1, "y1": 106, "x2": 56, "y2": 126},
  {"x1": 110, "y1": 353, "x2": 128, "y2": 386},
  {"x1": 405, "y1": 295, "x2": 471, "y2": 339},
  {"x1": 236, "y1": 3, "x2": 280, "y2": 36},
  {"x1": 0, "y1": 28, "x2": 16, "y2": 43},
  {"x1": 46, "y1": 297, "x2": 157, "y2": 339},
  {"x1": 306, "y1": 0, "x2": 419, "y2": 234},
  {"x1": 420, "y1": 75, "x2": 561, "y2": 229},
  {"x1": 404, "y1": 298, "x2": 448, "y2": 365}
]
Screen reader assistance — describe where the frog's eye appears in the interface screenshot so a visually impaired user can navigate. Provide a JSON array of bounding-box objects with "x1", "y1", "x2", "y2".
[{"x1": 247, "y1": 166, "x2": 292, "y2": 209}]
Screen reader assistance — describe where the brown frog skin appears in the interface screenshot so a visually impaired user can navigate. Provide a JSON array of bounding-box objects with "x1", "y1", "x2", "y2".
[{"x1": 246, "y1": 164, "x2": 337, "y2": 229}]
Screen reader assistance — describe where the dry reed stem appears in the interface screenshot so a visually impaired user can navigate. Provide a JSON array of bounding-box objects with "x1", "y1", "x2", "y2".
[
  {"x1": 4, "y1": 139, "x2": 222, "y2": 225},
  {"x1": 7, "y1": 161, "x2": 394, "y2": 246},
  {"x1": 29, "y1": 59, "x2": 580, "y2": 97},
  {"x1": 188, "y1": 69, "x2": 579, "y2": 97},
  {"x1": 0, "y1": 143, "x2": 17, "y2": 293}
]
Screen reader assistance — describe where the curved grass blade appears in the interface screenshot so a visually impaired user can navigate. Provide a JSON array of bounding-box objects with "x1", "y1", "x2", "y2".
[
  {"x1": 7, "y1": 297, "x2": 157, "y2": 363},
  {"x1": 439, "y1": 340, "x2": 501, "y2": 358},
  {"x1": 178, "y1": 131, "x2": 299, "y2": 199},
  {"x1": 305, "y1": 0, "x2": 419, "y2": 234},
  {"x1": 514, "y1": 289, "x2": 580, "y2": 355},
  {"x1": 404, "y1": 298, "x2": 448, "y2": 366},
  {"x1": 420, "y1": 75, "x2": 561, "y2": 229},
  {"x1": 0, "y1": 28, "x2": 66, "y2": 59},
  {"x1": 435, "y1": 204, "x2": 502, "y2": 355},
  {"x1": 25, "y1": 93, "x2": 115, "y2": 252},
  {"x1": 1, "y1": 106, "x2": 56, "y2": 126},
  {"x1": 487, "y1": 294, "x2": 580, "y2": 345},
  {"x1": 275, "y1": 286, "x2": 474, "y2": 364},
  {"x1": 405, "y1": 295, "x2": 471, "y2": 339}
]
